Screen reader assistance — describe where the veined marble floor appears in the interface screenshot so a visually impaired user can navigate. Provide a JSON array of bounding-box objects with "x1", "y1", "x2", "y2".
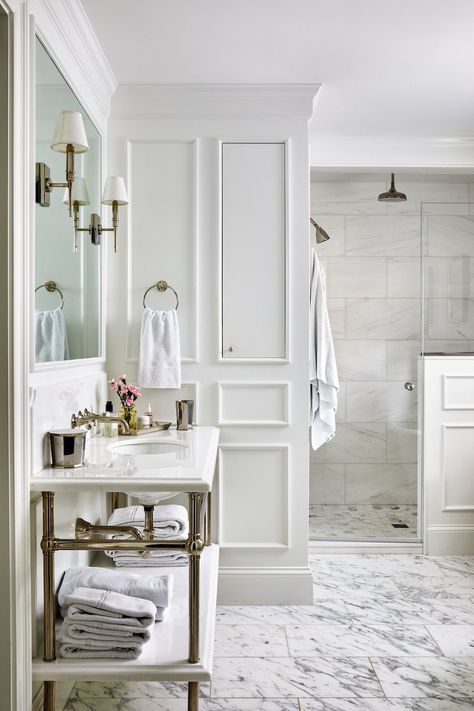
[
  {"x1": 63, "y1": 554, "x2": 474, "y2": 710},
  {"x1": 309, "y1": 504, "x2": 418, "y2": 540}
]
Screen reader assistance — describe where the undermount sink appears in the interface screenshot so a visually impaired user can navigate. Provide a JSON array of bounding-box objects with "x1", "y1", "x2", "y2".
[{"x1": 107, "y1": 438, "x2": 189, "y2": 504}]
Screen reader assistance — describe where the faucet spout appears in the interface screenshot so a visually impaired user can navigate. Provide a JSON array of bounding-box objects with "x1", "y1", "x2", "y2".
[
  {"x1": 71, "y1": 408, "x2": 130, "y2": 434},
  {"x1": 75, "y1": 517, "x2": 143, "y2": 540}
]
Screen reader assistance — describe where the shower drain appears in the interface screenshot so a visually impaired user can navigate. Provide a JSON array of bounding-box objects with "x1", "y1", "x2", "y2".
[{"x1": 392, "y1": 523, "x2": 409, "y2": 528}]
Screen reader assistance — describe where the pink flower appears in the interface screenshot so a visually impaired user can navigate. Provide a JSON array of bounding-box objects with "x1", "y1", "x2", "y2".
[
  {"x1": 109, "y1": 382, "x2": 118, "y2": 391},
  {"x1": 125, "y1": 397, "x2": 134, "y2": 407}
]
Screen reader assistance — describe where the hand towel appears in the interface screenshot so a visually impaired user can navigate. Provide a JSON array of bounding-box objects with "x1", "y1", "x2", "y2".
[
  {"x1": 62, "y1": 618, "x2": 152, "y2": 642},
  {"x1": 310, "y1": 248, "x2": 339, "y2": 450},
  {"x1": 108, "y1": 504, "x2": 189, "y2": 538},
  {"x1": 64, "y1": 586, "x2": 157, "y2": 628},
  {"x1": 138, "y1": 308, "x2": 181, "y2": 388},
  {"x1": 110, "y1": 552, "x2": 188, "y2": 568},
  {"x1": 35, "y1": 308, "x2": 70, "y2": 363},
  {"x1": 58, "y1": 567, "x2": 172, "y2": 620}
]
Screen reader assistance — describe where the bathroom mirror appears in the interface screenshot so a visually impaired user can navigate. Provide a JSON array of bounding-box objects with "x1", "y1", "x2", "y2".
[{"x1": 35, "y1": 38, "x2": 102, "y2": 363}]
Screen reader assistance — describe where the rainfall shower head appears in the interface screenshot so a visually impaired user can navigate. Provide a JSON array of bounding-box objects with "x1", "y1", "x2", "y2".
[
  {"x1": 310, "y1": 218, "x2": 330, "y2": 243},
  {"x1": 377, "y1": 173, "x2": 407, "y2": 202}
]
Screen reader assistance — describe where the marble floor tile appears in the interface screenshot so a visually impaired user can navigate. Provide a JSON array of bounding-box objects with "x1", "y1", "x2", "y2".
[
  {"x1": 64, "y1": 701, "x2": 121, "y2": 711},
  {"x1": 119, "y1": 700, "x2": 300, "y2": 711},
  {"x1": 216, "y1": 603, "x2": 350, "y2": 626},
  {"x1": 214, "y1": 624, "x2": 289, "y2": 657},
  {"x1": 211, "y1": 656, "x2": 383, "y2": 698},
  {"x1": 317, "y1": 554, "x2": 443, "y2": 579},
  {"x1": 312, "y1": 573, "x2": 402, "y2": 601},
  {"x1": 395, "y1": 577, "x2": 474, "y2": 600},
  {"x1": 286, "y1": 623, "x2": 440, "y2": 658},
  {"x1": 371, "y1": 656, "x2": 474, "y2": 698},
  {"x1": 69, "y1": 681, "x2": 208, "y2": 700},
  {"x1": 344, "y1": 595, "x2": 474, "y2": 626},
  {"x1": 309, "y1": 504, "x2": 418, "y2": 540},
  {"x1": 427, "y1": 625, "x2": 474, "y2": 656},
  {"x1": 430, "y1": 557, "x2": 474, "y2": 579},
  {"x1": 299, "y1": 698, "x2": 474, "y2": 710}
]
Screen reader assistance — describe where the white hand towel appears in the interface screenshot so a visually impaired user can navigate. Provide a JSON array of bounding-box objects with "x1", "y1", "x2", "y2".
[
  {"x1": 110, "y1": 552, "x2": 188, "y2": 568},
  {"x1": 310, "y1": 248, "x2": 339, "y2": 450},
  {"x1": 64, "y1": 586, "x2": 157, "y2": 627},
  {"x1": 62, "y1": 618, "x2": 152, "y2": 642},
  {"x1": 35, "y1": 308, "x2": 70, "y2": 363},
  {"x1": 58, "y1": 567, "x2": 172, "y2": 620},
  {"x1": 58, "y1": 642, "x2": 141, "y2": 659},
  {"x1": 107, "y1": 504, "x2": 189, "y2": 538},
  {"x1": 138, "y1": 308, "x2": 181, "y2": 388}
]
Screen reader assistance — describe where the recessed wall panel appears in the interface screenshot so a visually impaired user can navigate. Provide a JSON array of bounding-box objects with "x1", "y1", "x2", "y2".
[
  {"x1": 128, "y1": 140, "x2": 196, "y2": 362},
  {"x1": 443, "y1": 375, "x2": 474, "y2": 410},
  {"x1": 442, "y1": 425, "x2": 474, "y2": 510},
  {"x1": 218, "y1": 382, "x2": 289, "y2": 425},
  {"x1": 221, "y1": 142, "x2": 286, "y2": 359},
  {"x1": 219, "y1": 445, "x2": 289, "y2": 546}
]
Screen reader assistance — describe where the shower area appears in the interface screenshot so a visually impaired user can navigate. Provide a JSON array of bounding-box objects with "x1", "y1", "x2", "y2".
[{"x1": 309, "y1": 171, "x2": 474, "y2": 542}]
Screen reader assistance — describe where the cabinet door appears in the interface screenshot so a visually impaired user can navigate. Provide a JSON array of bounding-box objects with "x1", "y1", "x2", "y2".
[{"x1": 221, "y1": 142, "x2": 286, "y2": 360}]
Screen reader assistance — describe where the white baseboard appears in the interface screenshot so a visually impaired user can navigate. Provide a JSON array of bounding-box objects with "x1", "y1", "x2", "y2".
[
  {"x1": 425, "y1": 526, "x2": 474, "y2": 555},
  {"x1": 218, "y1": 567, "x2": 313, "y2": 604},
  {"x1": 309, "y1": 540, "x2": 423, "y2": 555}
]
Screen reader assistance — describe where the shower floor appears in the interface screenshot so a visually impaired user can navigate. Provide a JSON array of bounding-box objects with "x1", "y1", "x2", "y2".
[{"x1": 309, "y1": 503, "x2": 418, "y2": 540}]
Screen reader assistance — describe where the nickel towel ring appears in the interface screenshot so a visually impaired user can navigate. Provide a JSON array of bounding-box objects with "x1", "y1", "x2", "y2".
[
  {"x1": 35, "y1": 280, "x2": 64, "y2": 309},
  {"x1": 142, "y1": 280, "x2": 179, "y2": 309}
]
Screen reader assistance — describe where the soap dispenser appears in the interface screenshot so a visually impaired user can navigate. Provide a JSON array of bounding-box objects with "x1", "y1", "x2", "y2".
[
  {"x1": 144, "y1": 402, "x2": 153, "y2": 428},
  {"x1": 104, "y1": 400, "x2": 118, "y2": 438}
]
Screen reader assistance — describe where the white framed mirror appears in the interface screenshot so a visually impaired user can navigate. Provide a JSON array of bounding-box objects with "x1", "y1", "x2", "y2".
[{"x1": 35, "y1": 37, "x2": 102, "y2": 364}]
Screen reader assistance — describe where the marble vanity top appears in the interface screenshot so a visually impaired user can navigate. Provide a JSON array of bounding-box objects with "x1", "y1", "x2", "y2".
[{"x1": 30, "y1": 426, "x2": 219, "y2": 493}]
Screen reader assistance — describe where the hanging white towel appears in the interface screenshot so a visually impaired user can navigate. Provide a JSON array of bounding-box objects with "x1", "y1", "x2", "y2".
[
  {"x1": 138, "y1": 308, "x2": 181, "y2": 389},
  {"x1": 35, "y1": 308, "x2": 70, "y2": 363},
  {"x1": 310, "y1": 248, "x2": 339, "y2": 450}
]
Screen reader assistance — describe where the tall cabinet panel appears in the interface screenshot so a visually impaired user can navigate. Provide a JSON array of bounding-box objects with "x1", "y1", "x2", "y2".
[{"x1": 221, "y1": 143, "x2": 286, "y2": 360}]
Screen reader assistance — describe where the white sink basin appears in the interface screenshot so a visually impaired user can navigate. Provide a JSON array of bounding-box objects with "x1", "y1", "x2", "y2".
[{"x1": 107, "y1": 438, "x2": 189, "y2": 504}]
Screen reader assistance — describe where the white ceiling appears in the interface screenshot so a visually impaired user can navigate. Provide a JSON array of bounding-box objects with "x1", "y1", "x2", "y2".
[{"x1": 81, "y1": 0, "x2": 474, "y2": 138}]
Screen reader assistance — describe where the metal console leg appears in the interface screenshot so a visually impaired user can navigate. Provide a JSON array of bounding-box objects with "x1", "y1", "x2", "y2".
[
  {"x1": 187, "y1": 492, "x2": 204, "y2": 711},
  {"x1": 41, "y1": 491, "x2": 56, "y2": 711},
  {"x1": 204, "y1": 491, "x2": 212, "y2": 546}
]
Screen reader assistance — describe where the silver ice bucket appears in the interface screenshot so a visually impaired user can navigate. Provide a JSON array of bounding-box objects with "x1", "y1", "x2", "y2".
[{"x1": 49, "y1": 428, "x2": 87, "y2": 468}]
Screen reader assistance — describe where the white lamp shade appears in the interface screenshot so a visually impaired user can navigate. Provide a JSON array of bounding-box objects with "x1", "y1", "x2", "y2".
[
  {"x1": 51, "y1": 111, "x2": 89, "y2": 153},
  {"x1": 63, "y1": 177, "x2": 90, "y2": 206},
  {"x1": 102, "y1": 176, "x2": 128, "y2": 205}
]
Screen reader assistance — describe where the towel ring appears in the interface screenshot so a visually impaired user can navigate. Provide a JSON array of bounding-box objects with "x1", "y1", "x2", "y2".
[
  {"x1": 143, "y1": 280, "x2": 179, "y2": 309},
  {"x1": 35, "y1": 280, "x2": 64, "y2": 309}
]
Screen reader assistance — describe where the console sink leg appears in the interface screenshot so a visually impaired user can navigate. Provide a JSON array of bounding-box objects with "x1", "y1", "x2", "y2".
[
  {"x1": 188, "y1": 681, "x2": 199, "y2": 711},
  {"x1": 43, "y1": 681, "x2": 55, "y2": 711}
]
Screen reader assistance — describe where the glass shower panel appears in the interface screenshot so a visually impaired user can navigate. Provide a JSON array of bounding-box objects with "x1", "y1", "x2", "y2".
[
  {"x1": 309, "y1": 192, "x2": 422, "y2": 541},
  {"x1": 421, "y1": 204, "x2": 474, "y2": 355}
]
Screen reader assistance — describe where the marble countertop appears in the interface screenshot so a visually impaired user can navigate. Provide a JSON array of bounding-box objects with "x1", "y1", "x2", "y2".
[{"x1": 30, "y1": 426, "x2": 219, "y2": 493}]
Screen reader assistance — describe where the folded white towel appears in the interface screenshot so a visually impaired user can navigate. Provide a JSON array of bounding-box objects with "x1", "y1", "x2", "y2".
[
  {"x1": 35, "y1": 308, "x2": 70, "y2": 363},
  {"x1": 138, "y1": 308, "x2": 181, "y2": 389},
  {"x1": 111, "y1": 552, "x2": 188, "y2": 567},
  {"x1": 64, "y1": 587, "x2": 157, "y2": 628},
  {"x1": 108, "y1": 505, "x2": 189, "y2": 538},
  {"x1": 58, "y1": 567, "x2": 172, "y2": 621},
  {"x1": 58, "y1": 642, "x2": 141, "y2": 660},
  {"x1": 62, "y1": 618, "x2": 152, "y2": 642}
]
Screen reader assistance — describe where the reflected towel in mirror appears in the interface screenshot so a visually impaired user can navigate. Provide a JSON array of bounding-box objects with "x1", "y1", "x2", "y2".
[{"x1": 35, "y1": 307, "x2": 70, "y2": 363}]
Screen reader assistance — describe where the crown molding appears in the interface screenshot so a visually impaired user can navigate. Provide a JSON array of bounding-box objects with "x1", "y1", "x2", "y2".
[
  {"x1": 31, "y1": 0, "x2": 117, "y2": 128},
  {"x1": 112, "y1": 83, "x2": 320, "y2": 120},
  {"x1": 310, "y1": 134, "x2": 474, "y2": 170}
]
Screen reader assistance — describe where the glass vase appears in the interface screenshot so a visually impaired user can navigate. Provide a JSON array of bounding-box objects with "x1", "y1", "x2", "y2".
[{"x1": 119, "y1": 405, "x2": 137, "y2": 434}]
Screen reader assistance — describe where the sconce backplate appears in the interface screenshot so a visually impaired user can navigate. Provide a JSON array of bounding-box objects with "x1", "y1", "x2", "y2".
[{"x1": 36, "y1": 162, "x2": 51, "y2": 207}]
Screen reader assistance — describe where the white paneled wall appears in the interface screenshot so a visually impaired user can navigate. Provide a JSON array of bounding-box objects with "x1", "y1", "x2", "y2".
[{"x1": 107, "y1": 86, "x2": 317, "y2": 603}]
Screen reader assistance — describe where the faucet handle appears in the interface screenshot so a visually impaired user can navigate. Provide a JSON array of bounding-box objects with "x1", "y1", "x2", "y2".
[{"x1": 71, "y1": 412, "x2": 78, "y2": 428}]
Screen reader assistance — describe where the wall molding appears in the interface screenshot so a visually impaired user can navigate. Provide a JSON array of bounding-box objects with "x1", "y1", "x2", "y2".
[
  {"x1": 113, "y1": 84, "x2": 320, "y2": 119},
  {"x1": 310, "y1": 135, "x2": 474, "y2": 170},
  {"x1": 217, "y1": 382, "x2": 290, "y2": 426},
  {"x1": 442, "y1": 374, "x2": 474, "y2": 410},
  {"x1": 441, "y1": 423, "x2": 474, "y2": 512},
  {"x1": 218, "y1": 444, "x2": 290, "y2": 549}
]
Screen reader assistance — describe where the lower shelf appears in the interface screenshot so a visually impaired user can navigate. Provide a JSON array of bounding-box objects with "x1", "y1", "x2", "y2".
[{"x1": 32, "y1": 544, "x2": 219, "y2": 683}]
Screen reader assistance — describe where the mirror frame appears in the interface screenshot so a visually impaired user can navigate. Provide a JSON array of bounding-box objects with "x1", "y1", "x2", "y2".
[{"x1": 32, "y1": 28, "x2": 106, "y2": 373}]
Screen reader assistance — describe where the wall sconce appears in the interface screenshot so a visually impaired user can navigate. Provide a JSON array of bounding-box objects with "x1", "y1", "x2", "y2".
[
  {"x1": 36, "y1": 110, "x2": 89, "y2": 216},
  {"x1": 71, "y1": 176, "x2": 128, "y2": 253},
  {"x1": 62, "y1": 178, "x2": 90, "y2": 252}
]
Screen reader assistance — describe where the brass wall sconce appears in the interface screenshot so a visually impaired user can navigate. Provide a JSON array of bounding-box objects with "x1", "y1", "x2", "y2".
[
  {"x1": 70, "y1": 176, "x2": 129, "y2": 253},
  {"x1": 36, "y1": 110, "x2": 89, "y2": 215}
]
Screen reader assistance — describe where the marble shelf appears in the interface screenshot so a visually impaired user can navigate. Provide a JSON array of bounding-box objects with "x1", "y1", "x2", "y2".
[{"x1": 32, "y1": 544, "x2": 219, "y2": 683}]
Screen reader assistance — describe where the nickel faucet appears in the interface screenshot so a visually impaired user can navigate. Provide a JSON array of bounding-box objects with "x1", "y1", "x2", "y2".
[{"x1": 71, "y1": 407, "x2": 130, "y2": 434}]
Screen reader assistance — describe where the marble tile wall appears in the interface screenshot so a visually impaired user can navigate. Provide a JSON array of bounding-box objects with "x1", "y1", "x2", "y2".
[{"x1": 310, "y1": 177, "x2": 474, "y2": 507}]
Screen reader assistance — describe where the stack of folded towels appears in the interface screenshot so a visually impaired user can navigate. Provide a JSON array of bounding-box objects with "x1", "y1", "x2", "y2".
[
  {"x1": 105, "y1": 504, "x2": 189, "y2": 567},
  {"x1": 57, "y1": 566, "x2": 172, "y2": 659}
]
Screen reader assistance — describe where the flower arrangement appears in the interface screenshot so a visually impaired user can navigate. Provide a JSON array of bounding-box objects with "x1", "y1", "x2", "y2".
[{"x1": 109, "y1": 374, "x2": 142, "y2": 430}]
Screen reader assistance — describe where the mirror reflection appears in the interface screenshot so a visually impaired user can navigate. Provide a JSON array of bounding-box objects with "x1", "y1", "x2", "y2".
[{"x1": 35, "y1": 38, "x2": 101, "y2": 363}]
